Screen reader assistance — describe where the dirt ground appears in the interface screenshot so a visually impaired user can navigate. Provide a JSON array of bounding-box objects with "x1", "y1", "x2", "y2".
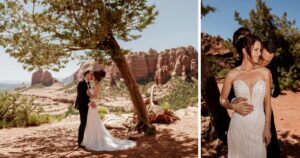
[
  {"x1": 201, "y1": 85, "x2": 300, "y2": 158},
  {"x1": 0, "y1": 112, "x2": 198, "y2": 158}
]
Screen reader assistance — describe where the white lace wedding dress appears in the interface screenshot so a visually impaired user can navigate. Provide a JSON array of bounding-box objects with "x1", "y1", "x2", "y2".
[
  {"x1": 81, "y1": 91, "x2": 136, "y2": 151},
  {"x1": 228, "y1": 80, "x2": 266, "y2": 158}
]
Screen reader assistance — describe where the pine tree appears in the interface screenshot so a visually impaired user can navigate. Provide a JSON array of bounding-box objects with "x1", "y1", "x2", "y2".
[{"x1": 201, "y1": 2, "x2": 216, "y2": 18}]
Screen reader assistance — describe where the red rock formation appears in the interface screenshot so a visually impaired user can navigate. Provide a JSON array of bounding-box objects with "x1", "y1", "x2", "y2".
[
  {"x1": 68, "y1": 46, "x2": 198, "y2": 85},
  {"x1": 31, "y1": 68, "x2": 54, "y2": 86},
  {"x1": 146, "y1": 48, "x2": 159, "y2": 77},
  {"x1": 155, "y1": 66, "x2": 170, "y2": 85},
  {"x1": 124, "y1": 50, "x2": 159, "y2": 81},
  {"x1": 201, "y1": 33, "x2": 230, "y2": 55},
  {"x1": 190, "y1": 59, "x2": 198, "y2": 78},
  {"x1": 155, "y1": 46, "x2": 198, "y2": 84},
  {"x1": 41, "y1": 70, "x2": 54, "y2": 86},
  {"x1": 126, "y1": 52, "x2": 149, "y2": 81},
  {"x1": 31, "y1": 68, "x2": 43, "y2": 85}
]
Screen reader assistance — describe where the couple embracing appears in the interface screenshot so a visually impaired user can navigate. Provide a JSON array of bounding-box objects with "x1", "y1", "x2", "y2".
[
  {"x1": 75, "y1": 69, "x2": 136, "y2": 151},
  {"x1": 220, "y1": 27, "x2": 281, "y2": 158}
]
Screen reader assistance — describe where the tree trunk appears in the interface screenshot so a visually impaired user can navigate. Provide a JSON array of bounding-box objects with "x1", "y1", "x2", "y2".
[
  {"x1": 105, "y1": 35, "x2": 155, "y2": 135},
  {"x1": 201, "y1": 53, "x2": 230, "y2": 144}
]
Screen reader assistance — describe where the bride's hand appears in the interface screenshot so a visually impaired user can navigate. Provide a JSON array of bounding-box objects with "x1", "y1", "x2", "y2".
[
  {"x1": 87, "y1": 89, "x2": 91, "y2": 96},
  {"x1": 90, "y1": 102, "x2": 97, "y2": 109},
  {"x1": 263, "y1": 128, "x2": 272, "y2": 146}
]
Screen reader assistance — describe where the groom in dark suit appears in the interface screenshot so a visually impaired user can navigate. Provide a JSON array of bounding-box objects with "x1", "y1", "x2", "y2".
[
  {"x1": 75, "y1": 70, "x2": 93, "y2": 148},
  {"x1": 228, "y1": 27, "x2": 281, "y2": 158},
  {"x1": 261, "y1": 40, "x2": 281, "y2": 158}
]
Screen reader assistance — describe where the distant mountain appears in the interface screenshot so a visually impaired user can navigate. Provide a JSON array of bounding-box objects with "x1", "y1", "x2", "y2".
[
  {"x1": 62, "y1": 74, "x2": 75, "y2": 85},
  {"x1": 0, "y1": 83, "x2": 25, "y2": 92}
]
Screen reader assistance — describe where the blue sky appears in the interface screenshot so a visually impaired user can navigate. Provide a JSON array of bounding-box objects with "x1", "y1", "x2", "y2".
[
  {"x1": 202, "y1": 0, "x2": 300, "y2": 40},
  {"x1": 0, "y1": 0, "x2": 198, "y2": 83}
]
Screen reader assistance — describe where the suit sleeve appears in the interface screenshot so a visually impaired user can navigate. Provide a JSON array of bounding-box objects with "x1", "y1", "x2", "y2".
[
  {"x1": 77, "y1": 81, "x2": 86, "y2": 98},
  {"x1": 271, "y1": 67, "x2": 280, "y2": 98},
  {"x1": 76, "y1": 81, "x2": 89, "y2": 107}
]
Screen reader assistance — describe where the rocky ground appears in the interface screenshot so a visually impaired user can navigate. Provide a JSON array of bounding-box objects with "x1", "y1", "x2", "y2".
[
  {"x1": 201, "y1": 84, "x2": 300, "y2": 158},
  {"x1": 0, "y1": 107, "x2": 198, "y2": 158}
]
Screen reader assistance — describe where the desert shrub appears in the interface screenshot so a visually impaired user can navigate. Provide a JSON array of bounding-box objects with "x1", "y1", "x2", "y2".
[
  {"x1": 139, "y1": 81, "x2": 155, "y2": 96},
  {"x1": 160, "y1": 77, "x2": 198, "y2": 110},
  {"x1": 108, "y1": 80, "x2": 130, "y2": 98},
  {"x1": 56, "y1": 115, "x2": 64, "y2": 122},
  {"x1": 98, "y1": 106, "x2": 108, "y2": 119},
  {"x1": 64, "y1": 104, "x2": 79, "y2": 117},
  {"x1": 160, "y1": 101, "x2": 171, "y2": 110},
  {"x1": 216, "y1": 68, "x2": 231, "y2": 80},
  {"x1": 278, "y1": 66, "x2": 299, "y2": 90},
  {"x1": 0, "y1": 92, "x2": 51, "y2": 128},
  {"x1": 207, "y1": 55, "x2": 236, "y2": 80}
]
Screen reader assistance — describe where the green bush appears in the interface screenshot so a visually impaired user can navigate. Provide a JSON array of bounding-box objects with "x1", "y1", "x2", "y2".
[
  {"x1": 189, "y1": 96, "x2": 198, "y2": 104},
  {"x1": 56, "y1": 115, "x2": 64, "y2": 122},
  {"x1": 160, "y1": 77, "x2": 198, "y2": 110},
  {"x1": 108, "y1": 80, "x2": 130, "y2": 98},
  {"x1": 278, "y1": 66, "x2": 299, "y2": 90},
  {"x1": 27, "y1": 114, "x2": 39, "y2": 126},
  {"x1": 161, "y1": 101, "x2": 171, "y2": 110},
  {"x1": 64, "y1": 104, "x2": 79, "y2": 117},
  {"x1": 216, "y1": 68, "x2": 231, "y2": 80},
  {"x1": 98, "y1": 106, "x2": 108, "y2": 114},
  {"x1": 0, "y1": 92, "x2": 51, "y2": 128},
  {"x1": 99, "y1": 113, "x2": 105, "y2": 119},
  {"x1": 98, "y1": 106, "x2": 108, "y2": 119}
]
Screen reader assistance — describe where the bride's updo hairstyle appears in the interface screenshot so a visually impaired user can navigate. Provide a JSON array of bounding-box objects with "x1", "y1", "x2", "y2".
[
  {"x1": 232, "y1": 27, "x2": 251, "y2": 48},
  {"x1": 236, "y1": 34, "x2": 261, "y2": 61},
  {"x1": 93, "y1": 70, "x2": 106, "y2": 82}
]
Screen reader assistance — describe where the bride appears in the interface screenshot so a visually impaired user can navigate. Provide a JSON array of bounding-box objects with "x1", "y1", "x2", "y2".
[
  {"x1": 81, "y1": 70, "x2": 136, "y2": 151},
  {"x1": 219, "y1": 34, "x2": 272, "y2": 157}
]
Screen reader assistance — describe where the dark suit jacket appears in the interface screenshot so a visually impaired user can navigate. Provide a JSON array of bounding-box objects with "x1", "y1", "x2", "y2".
[
  {"x1": 75, "y1": 80, "x2": 90, "y2": 110},
  {"x1": 267, "y1": 57, "x2": 280, "y2": 98},
  {"x1": 228, "y1": 57, "x2": 280, "y2": 101}
]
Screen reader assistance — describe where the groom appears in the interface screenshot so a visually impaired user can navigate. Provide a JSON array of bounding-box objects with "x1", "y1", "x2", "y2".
[{"x1": 75, "y1": 70, "x2": 96, "y2": 148}]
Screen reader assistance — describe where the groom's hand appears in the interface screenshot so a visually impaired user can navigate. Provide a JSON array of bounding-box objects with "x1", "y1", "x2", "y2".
[{"x1": 231, "y1": 97, "x2": 254, "y2": 116}]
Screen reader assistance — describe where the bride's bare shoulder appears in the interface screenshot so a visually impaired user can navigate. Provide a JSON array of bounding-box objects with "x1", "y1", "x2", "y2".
[
  {"x1": 224, "y1": 68, "x2": 240, "y2": 81},
  {"x1": 256, "y1": 66, "x2": 271, "y2": 74},
  {"x1": 256, "y1": 66, "x2": 271, "y2": 80}
]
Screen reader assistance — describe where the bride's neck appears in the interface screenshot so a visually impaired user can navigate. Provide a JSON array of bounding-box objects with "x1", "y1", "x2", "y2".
[{"x1": 240, "y1": 57, "x2": 255, "y2": 71}]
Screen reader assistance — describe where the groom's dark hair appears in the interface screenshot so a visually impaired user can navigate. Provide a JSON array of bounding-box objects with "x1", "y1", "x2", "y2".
[
  {"x1": 84, "y1": 70, "x2": 91, "y2": 77},
  {"x1": 263, "y1": 40, "x2": 277, "y2": 54}
]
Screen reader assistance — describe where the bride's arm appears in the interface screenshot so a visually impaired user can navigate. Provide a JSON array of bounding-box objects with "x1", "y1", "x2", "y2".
[{"x1": 220, "y1": 70, "x2": 236, "y2": 110}]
